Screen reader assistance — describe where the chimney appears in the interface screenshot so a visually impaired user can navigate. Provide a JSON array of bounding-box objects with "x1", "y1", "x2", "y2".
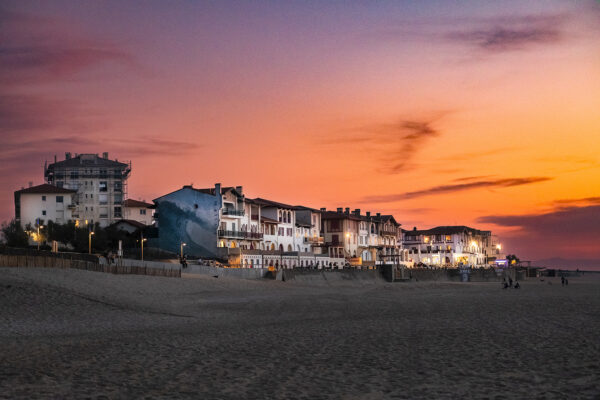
[
  {"x1": 345, "y1": 207, "x2": 350, "y2": 214},
  {"x1": 376, "y1": 212, "x2": 381, "y2": 218},
  {"x1": 320, "y1": 207, "x2": 326, "y2": 212},
  {"x1": 235, "y1": 186, "x2": 243, "y2": 195},
  {"x1": 28, "y1": 181, "x2": 33, "y2": 188},
  {"x1": 65, "y1": 152, "x2": 71, "y2": 160},
  {"x1": 336, "y1": 207, "x2": 343, "y2": 213},
  {"x1": 413, "y1": 227, "x2": 417, "y2": 231},
  {"x1": 215, "y1": 182, "x2": 221, "y2": 195},
  {"x1": 366, "y1": 211, "x2": 370, "y2": 218},
  {"x1": 102, "y1": 152, "x2": 109, "y2": 159},
  {"x1": 354, "y1": 208, "x2": 361, "y2": 216},
  {"x1": 54, "y1": 155, "x2": 57, "y2": 163}
]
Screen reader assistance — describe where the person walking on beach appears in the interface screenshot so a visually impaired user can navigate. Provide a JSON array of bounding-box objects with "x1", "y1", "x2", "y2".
[
  {"x1": 561, "y1": 276, "x2": 565, "y2": 286},
  {"x1": 508, "y1": 277, "x2": 513, "y2": 288}
]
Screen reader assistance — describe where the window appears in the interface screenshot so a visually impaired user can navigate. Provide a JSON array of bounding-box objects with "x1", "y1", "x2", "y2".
[
  {"x1": 56, "y1": 196, "x2": 63, "y2": 203},
  {"x1": 42, "y1": 196, "x2": 46, "y2": 201},
  {"x1": 114, "y1": 206, "x2": 122, "y2": 218},
  {"x1": 56, "y1": 182, "x2": 63, "y2": 188},
  {"x1": 42, "y1": 210, "x2": 46, "y2": 216},
  {"x1": 99, "y1": 207, "x2": 108, "y2": 218},
  {"x1": 114, "y1": 182, "x2": 122, "y2": 192},
  {"x1": 140, "y1": 209, "x2": 146, "y2": 215},
  {"x1": 114, "y1": 194, "x2": 122, "y2": 204},
  {"x1": 99, "y1": 194, "x2": 108, "y2": 205},
  {"x1": 99, "y1": 181, "x2": 107, "y2": 192}
]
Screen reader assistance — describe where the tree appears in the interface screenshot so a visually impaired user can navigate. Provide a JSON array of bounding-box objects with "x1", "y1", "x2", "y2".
[{"x1": 1, "y1": 219, "x2": 30, "y2": 248}]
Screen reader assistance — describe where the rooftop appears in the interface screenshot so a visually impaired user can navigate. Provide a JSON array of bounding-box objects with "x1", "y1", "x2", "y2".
[
  {"x1": 406, "y1": 226, "x2": 491, "y2": 236},
  {"x1": 122, "y1": 199, "x2": 154, "y2": 208},
  {"x1": 15, "y1": 184, "x2": 76, "y2": 195},
  {"x1": 46, "y1": 153, "x2": 129, "y2": 170}
]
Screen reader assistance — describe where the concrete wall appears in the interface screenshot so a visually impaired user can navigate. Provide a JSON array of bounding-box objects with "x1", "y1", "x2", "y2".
[
  {"x1": 185, "y1": 264, "x2": 268, "y2": 279},
  {"x1": 280, "y1": 268, "x2": 386, "y2": 284},
  {"x1": 383, "y1": 266, "x2": 523, "y2": 282},
  {"x1": 153, "y1": 187, "x2": 221, "y2": 258}
]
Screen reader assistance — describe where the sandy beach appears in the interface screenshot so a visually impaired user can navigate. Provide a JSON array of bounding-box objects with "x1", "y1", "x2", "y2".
[{"x1": 1, "y1": 268, "x2": 598, "y2": 399}]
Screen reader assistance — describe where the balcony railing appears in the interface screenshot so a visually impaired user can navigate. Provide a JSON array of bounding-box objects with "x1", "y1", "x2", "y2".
[
  {"x1": 303, "y1": 236, "x2": 324, "y2": 244},
  {"x1": 218, "y1": 230, "x2": 264, "y2": 240},
  {"x1": 381, "y1": 229, "x2": 398, "y2": 236},
  {"x1": 222, "y1": 209, "x2": 245, "y2": 216}
]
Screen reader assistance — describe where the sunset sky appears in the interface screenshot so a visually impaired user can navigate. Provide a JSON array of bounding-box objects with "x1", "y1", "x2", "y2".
[{"x1": 1, "y1": 1, "x2": 599, "y2": 262}]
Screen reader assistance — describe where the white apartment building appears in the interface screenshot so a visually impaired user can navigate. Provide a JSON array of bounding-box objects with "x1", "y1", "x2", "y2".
[
  {"x1": 403, "y1": 226, "x2": 491, "y2": 267},
  {"x1": 253, "y1": 198, "x2": 297, "y2": 252},
  {"x1": 45, "y1": 152, "x2": 131, "y2": 227},
  {"x1": 14, "y1": 184, "x2": 76, "y2": 228},
  {"x1": 122, "y1": 199, "x2": 154, "y2": 225},
  {"x1": 294, "y1": 206, "x2": 323, "y2": 253}
]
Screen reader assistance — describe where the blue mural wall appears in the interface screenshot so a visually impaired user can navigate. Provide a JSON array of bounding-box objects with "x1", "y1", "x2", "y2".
[{"x1": 152, "y1": 187, "x2": 221, "y2": 258}]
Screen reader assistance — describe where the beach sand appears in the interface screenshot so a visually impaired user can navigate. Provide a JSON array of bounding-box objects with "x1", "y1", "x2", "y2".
[{"x1": 1, "y1": 267, "x2": 598, "y2": 399}]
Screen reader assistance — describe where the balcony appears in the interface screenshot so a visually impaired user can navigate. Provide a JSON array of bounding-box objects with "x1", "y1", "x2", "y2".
[
  {"x1": 381, "y1": 229, "x2": 398, "y2": 236},
  {"x1": 67, "y1": 204, "x2": 76, "y2": 209},
  {"x1": 218, "y1": 230, "x2": 264, "y2": 240},
  {"x1": 304, "y1": 236, "x2": 324, "y2": 244},
  {"x1": 222, "y1": 209, "x2": 245, "y2": 217}
]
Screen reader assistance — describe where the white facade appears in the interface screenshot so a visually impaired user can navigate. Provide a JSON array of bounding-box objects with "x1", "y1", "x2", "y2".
[
  {"x1": 122, "y1": 199, "x2": 154, "y2": 225},
  {"x1": 14, "y1": 184, "x2": 75, "y2": 228},
  {"x1": 404, "y1": 226, "x2": 491, "y2": 267}
]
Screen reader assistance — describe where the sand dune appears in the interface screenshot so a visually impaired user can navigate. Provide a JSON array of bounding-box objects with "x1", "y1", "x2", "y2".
[{"x1": 1, "y1": 268, "x2": 598, "y2": 399}]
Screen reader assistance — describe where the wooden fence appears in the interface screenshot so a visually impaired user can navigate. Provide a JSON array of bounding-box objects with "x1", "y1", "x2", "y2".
[{"x1": 0, "y1": 253, "x2": 181, "y2": 278}]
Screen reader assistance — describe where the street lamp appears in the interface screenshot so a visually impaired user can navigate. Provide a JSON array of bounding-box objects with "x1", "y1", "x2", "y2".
[
  {"x1": 88, "y1": 231, "x2": 95, "y2": 254},
  {"x1": 37, "y1": 224, "x2": 44, "y2": 250},
  {"x1": 141, "y1": 233, "x2": 147, "y2": 261},
  {"x1": 180, "y1": 242, "x2": 186, "y2": 258}
]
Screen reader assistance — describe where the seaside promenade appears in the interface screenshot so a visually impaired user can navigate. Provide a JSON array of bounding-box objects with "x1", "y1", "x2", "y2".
[{"x1": 1, "y1": 266, "x2": 598, "y2": 399}]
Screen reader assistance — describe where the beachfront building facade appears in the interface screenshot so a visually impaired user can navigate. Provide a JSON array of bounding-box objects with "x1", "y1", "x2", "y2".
[
  {"x1": 252, "y1": 198, "x2": 297, "y2": 252},
  {"x1": 14, "y1": 184, "x2": 76, "y2": 228},
  {"x1": 321, "y1": 208, "x2": 403, "y2": 264},
  {"x1": 321, "y1": 208, "x2": 362, "y2": 259},
  {"x1": 44, "y1": 152, "x2": 131, "y2": 227},
  {"x1": 403, "y1": 226, "x2": 491, "y2": 267},
  {"x1": 152, "y1": 184, "x2": 223, "y2": 258},
  {"x1": 295, "y1": 206, "x2": 324, "y2": 253},
  {"x1": 122, "y1": 199, "x2": 154, "y2": 225}
]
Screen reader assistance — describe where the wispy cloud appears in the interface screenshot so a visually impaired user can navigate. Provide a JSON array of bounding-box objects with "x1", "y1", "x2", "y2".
[
  {"x1": 362, "y1": 176, "x2": 552, "y2": 203},
  {"x1": 447, "y1": 14, "x2": 566, "y2": 53},
  {"x1": 0, "y1": 8, "x2": 135, "y2": 86},
  {"x1": 322, "y1": 114, "x2": 447, "y2": 173},
  {"x1": 551, "y1": 196, "x2": 600, "y2": 207},
  {"x1": 477, "y1": 204, "x2": 600, "y2": 258},
  {"x1": 452, "y1": 175, "x2": 495, "y2": 183}
]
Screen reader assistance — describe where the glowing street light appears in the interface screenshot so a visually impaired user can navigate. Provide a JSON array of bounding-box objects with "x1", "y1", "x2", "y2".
[
  {"x1": 180, "y1": 242, "x2": 186, "y2": 258},
  {"x1": 88, "y1": 231, "x2": 95, "y2": 254},
  {"x1": 37, "y1": 224, "x2": 44, "y2": 251},
  {"x1": 141, "y1": 233, "x2": 147, "y2": 261}
]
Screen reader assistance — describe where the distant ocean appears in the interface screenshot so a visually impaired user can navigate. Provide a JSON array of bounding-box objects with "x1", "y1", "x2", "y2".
[{"x1": 533, "y1": 259, "x2": 600, "y2": 272}]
